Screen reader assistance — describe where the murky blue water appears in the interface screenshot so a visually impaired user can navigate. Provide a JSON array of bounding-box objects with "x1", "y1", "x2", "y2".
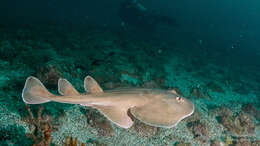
[{"x1": 0, "y1": 0, "x2": 259, "y2": 145}]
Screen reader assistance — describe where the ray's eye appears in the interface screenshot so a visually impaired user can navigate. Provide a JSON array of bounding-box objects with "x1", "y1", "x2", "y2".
[{"x1": 176, "y1": 96, "x2": 184, "y2": 102}]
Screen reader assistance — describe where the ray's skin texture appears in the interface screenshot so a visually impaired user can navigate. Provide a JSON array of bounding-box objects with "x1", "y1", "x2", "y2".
[{"x1": 22, "y1": 76, "x2": 194, "y2": 129}]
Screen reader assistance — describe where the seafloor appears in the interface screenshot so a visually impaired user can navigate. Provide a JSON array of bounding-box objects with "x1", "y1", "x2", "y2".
[{"x1": 0, "y1": 25, "x2": 259, "y2": 146}]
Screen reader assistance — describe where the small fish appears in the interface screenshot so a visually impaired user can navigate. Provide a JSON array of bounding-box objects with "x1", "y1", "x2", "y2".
[{"x1": 22, "y1": 76, "x2": 194, "y2": 129}]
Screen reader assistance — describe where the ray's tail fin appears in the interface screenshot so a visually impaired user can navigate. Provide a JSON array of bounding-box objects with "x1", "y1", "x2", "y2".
[{"x1": 22, "y1": 76, "x2": 53, "y2": 104}]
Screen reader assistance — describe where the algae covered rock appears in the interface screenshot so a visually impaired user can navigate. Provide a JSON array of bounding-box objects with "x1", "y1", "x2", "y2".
[
  {"x1": 217, "y1": 107, "x2": 255, "y2": 135},
  {"x1": 36, "y1": 64, "x2": 63, "y2": 86},
  {"x1": 175, "y1": 142, "x2": 192, "y2": 146},
  {"x1": 187, "y1": 120, "x2": 209, "y2": 143},
  {"x1": 190, "y1": 86, "x2": 211, "y2": 99},
  {"x1": 206, "y1": 81, "x2": 225, "y2": 93},
  {"x1": 242, "y1": 103, "x2": 260, "y2": 121},
  {"x1": 142, "y1": 80, "x2": 160, "y2": 88}
]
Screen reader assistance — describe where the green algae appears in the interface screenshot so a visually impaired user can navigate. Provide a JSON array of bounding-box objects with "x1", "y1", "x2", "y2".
[
  {"x1": 120, "y1": 73, "x2": 140, "y2": 85},
  {"x1": 0, "y1": 125, "x2": 32, "y2": 146}
]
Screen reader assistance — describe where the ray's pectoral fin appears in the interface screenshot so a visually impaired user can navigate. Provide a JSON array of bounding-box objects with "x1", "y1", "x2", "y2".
[
  {"x1": 93, "y1": 105, "x2": 133, "y2": 129},
  {"x1": 84, "y1": 76, "x2": 103, "y2": 93},
  {"x1": 130, "y1": 101, "x2": 187, "y2": 128},
  {"x1": 58, "y1": 78, "x2": 80, "y2": 96}
]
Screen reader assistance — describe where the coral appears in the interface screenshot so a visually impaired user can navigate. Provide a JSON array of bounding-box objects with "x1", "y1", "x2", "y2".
[
  {"x1": 187, "y1": 120, "x2": 208, "y2": 143},
  {"x1": 64, "y1": 137, "x2": 86, "y2": 146},
  {"x1": 24, "y1": 105, "x2": 53, "y2": 146}
]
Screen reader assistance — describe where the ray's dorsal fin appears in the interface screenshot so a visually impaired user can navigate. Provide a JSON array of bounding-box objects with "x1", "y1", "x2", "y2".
[
  {"x1": 58, "y1": 78, "x2": 80, "y2": 96},
  {"x1": 22, "y1": 76, "x2": 52, "y2": 104},
  {"x1": 93, "y1": 105, "x2": 133, "y2": 129},
  {"x1": 84, "y1": 76, "x2": 103, "y2": 94}
]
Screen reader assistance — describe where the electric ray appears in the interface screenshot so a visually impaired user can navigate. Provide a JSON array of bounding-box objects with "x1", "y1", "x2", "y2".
[{"x1": 22, "y1": 76, "x2": 194, "y2": 129}]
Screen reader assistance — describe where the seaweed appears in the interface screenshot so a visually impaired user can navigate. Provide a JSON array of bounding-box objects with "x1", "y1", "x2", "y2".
[
  {"x1": 24, "y1": 104, "x2": 53, "y2": 146},
  {"x1": 64, "y1": 137, "x2": 86, "y2": 146}
]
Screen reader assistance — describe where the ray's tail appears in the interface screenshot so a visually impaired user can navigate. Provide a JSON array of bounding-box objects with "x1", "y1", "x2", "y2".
[{"x1": 22, "y1": 76, "x2": 53, "y2": 104}]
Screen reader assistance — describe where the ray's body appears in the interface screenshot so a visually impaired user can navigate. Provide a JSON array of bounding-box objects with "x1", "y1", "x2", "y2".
[{"x1": 22, "y1": 76, "x2": 194, "y2": 129}]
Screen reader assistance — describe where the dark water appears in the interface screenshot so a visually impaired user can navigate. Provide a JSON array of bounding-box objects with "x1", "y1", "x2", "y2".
[{"x1": 0, "y1": 0, "x2": 259, "y2": 145}]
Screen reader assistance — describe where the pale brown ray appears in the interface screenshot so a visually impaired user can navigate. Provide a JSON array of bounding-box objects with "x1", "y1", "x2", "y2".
[{"x1": 22, "y1": 76, "x2": 194, "y2": 129}]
